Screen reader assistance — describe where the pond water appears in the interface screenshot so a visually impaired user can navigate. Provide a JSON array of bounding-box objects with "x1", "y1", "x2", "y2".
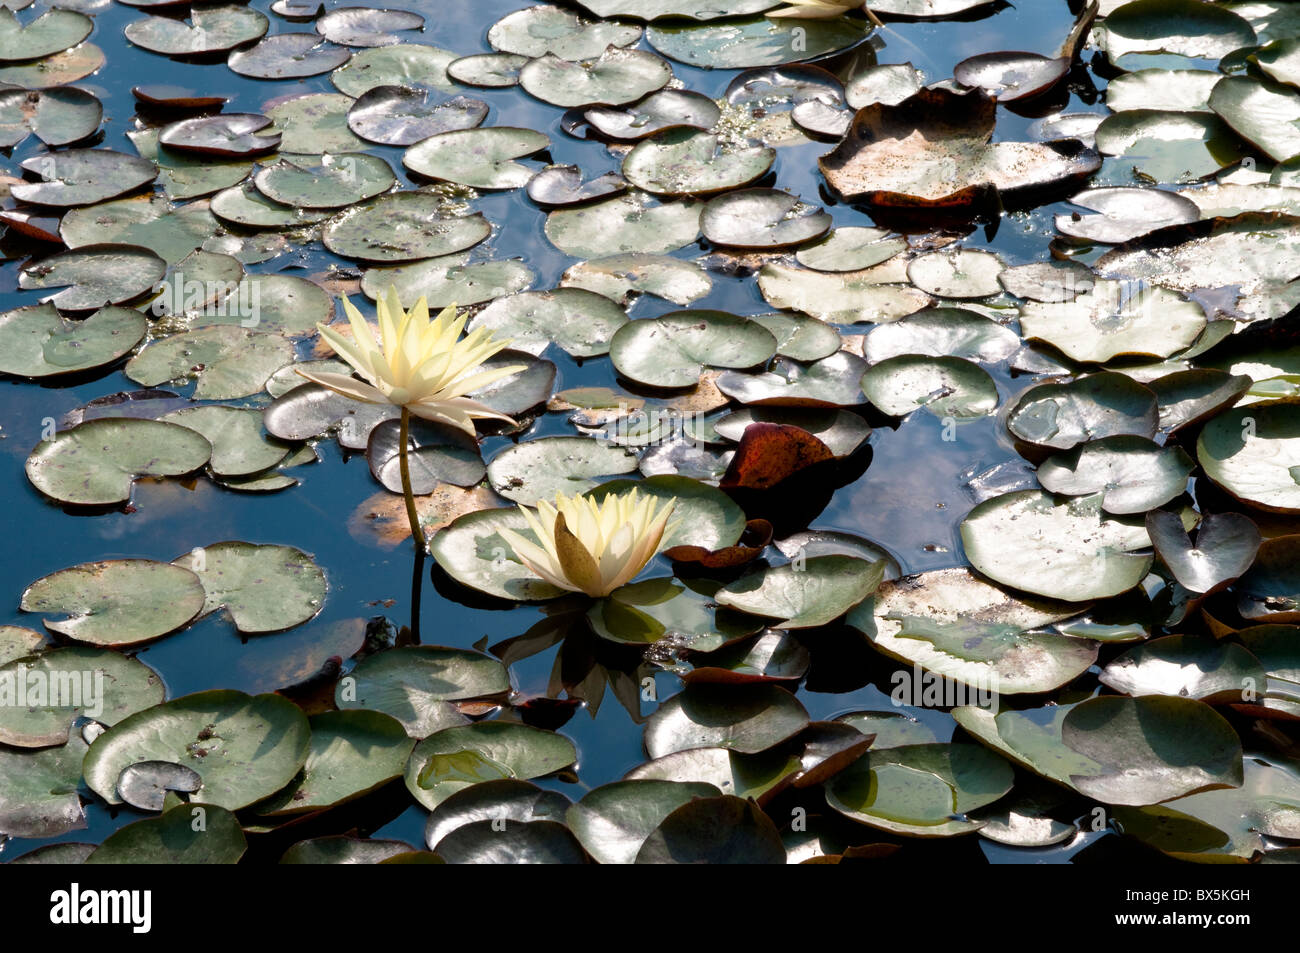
[{"x1": 2, "y1": 0, "x2": 1298, "y2": 865}]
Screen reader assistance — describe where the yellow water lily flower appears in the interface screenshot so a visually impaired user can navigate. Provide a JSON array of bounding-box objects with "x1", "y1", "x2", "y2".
[
  {"x1": 299, "y1": 287, "x2": 525, "y2": 437},
  {"x1": 500, "y1": 489, "x2": 678, "y2": 598},
  {"x1": 768, "y1": 0, "x2": 861, "y2": 18}
]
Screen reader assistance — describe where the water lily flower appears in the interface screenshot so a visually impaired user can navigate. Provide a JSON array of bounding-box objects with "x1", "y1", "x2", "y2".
[
  {"x1": 300, "y1": 287, "x2": 524, "y2": 437},
  {"x1": 499, "y1": 489, "x2": 678, "y2": 598},
  {"x1": 768, "y1": 0, "x2": 862, "y2": 18},
  {"x1": 301, "y1": 287, "x2": 523, "y2": 549}
]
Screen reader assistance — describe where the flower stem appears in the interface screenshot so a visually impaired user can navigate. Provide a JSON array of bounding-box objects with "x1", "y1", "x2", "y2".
[{"x1": 399, "y1": 406, "x2": 426, "y2": 551}]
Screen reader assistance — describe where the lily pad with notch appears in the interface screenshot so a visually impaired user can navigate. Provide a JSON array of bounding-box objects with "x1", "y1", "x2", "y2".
[
  {"x1": 646, "y1": 15, "x2": 867, "y2": 69},
  {"x1": 0, "y1": 86, "x2": 100, "y2": 147},
  {"x1": 860, "y1": 355, "x2": 998, "y2": 418},
  {"x1": 315, "y1": 7, "x2": 424, "y2": 47},
  {"x1": 623, "y1": 130, "x2": 774, "y2": 197},
  {"x1": 609, "y1": 310, "x2": 777, "y2": 389},
  {"x1": 254, "y1": 152, "x2": 396, "y2": 209},
  {"x1": 405, "y1": 721, "x2": 578, "y2": 810},
  {"x1": 348, "y1": 86, "x2": 488, "y2": 147},
  {"x1": 488, "y1": 4, "x2": 641, "y2": 60},
  {"x1": 487, "y1": 436, "x2": 638, "y2": 505},
  {"x1": 469, "y1": 288, "x2": 628, "y2": 358},
  {"x1": 323, "y1": 193, "x2": 490, "y2": 263},
  {"x1": 700, "y1": 189, "x2": 831, "y2": 249},
  {"x1": 584, "y1": 88, "x2": 720, "y2": 140},
  {"x1": 170, "y1": 542, "x2": 327, "y2": 635},
  {"x1": 526, "y1": 165, "x2": 628, "y2": 207},
  {"x1": 405, "y1": 127, "x2": 550, "y2": 189},
  {"x1": 1005, "y1": 372, "x2": 1158, "y2": 452},
  {"x1": 228, "y1": 33, "x2": 351, "y2": 79},
  {"x1": 520, "y1": 48, "x2": 672, "y2": 108},
  {"x1": 0, "y1": 304, "x2": 146, "y2": 379},
  {"x1": 1036, "y1": 435, "x2": 1195, "y2": 514},
  {"x1": 11, "y1": 150, "x2": 157, "y2": 207},
  {"x1": 125, "y1": 5, "x2": 268, "y2": 56},
  {"x1": 545, "y1": 192, "x2": 702, "y2": 258},
  {"x1": 716, "y1": 555, "x2": 884, "y2": 629},
  {"x1": 126, "y1": 326, "x2": 294, "y2": 399},
  {"x1": 1146, "y1": 509, "x2": 1260, "y2": 594},
  {"x1": 366, "y1": 417, "x2": 485, "y2": 492},
  {"x1": 717, "y1": 352, "x2": 869, "y2": 407},
  {"x1": 1196, "y1": 400, "x2": 1300, "y2": 513}
]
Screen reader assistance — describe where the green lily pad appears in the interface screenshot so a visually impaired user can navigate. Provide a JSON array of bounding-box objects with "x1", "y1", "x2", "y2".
[
  {"x1": 907, "y1": 248, "x2": 1004, "y2": 299},
  {"x1": 86, "y1": 801, "x2": 246, "y2": 864},
  {"x1": 425, "y1": 779, "x2": 571, "y2": 850},
  {"x1": 469, "y1": 289, "x2": 628, "y2": 358},
  {"x1": 700, "y1": 188, "x2": 831, "y2": 249},
  {"x1": 266, "y1": 91, "x2": 367, "y2": 152},
  {"x1": 1097, "y1": 0, "x2": 1256, "y2": 61},
  {"x1": 635, "y1": 795, "x2": 784, "y2": 863},
  {"x1": 405, "y1": 722, "x2": 577, "y2": 810},
  {"x1": 644, "y1": 683, "x2": 809, "y2": 758},
  {"x1": 20, "y1": 244, "x2": 166, "y2": 311},
  {"x1": 846, "y1": 567, "x2": 1090, "y2": 695},
  {"x1": 861, "y1": 355, "x2": 998, "y2": 419},
  {"x1": 430, "y1": 507, "x2": 567, "y2": 601},
  {"x1": 209, "y1": 182, "x2": 329, "y2": 230},
  {"x1": 590, "y1": 475, "x2": 746, "y2": 551},
  {"x1": 447, "y1": 52, "x2": 529, "y2": 88},
  {"x1": 1235, "y1": 535, "x2": 1300, "y2": 622},
  {"x1": 795, "y1": 226, "x2": 907, "y2": 273},
  {"x1": 998, "y1": 259, "x2": 1093, "y2": 303},
  {"x1": 757, "y1": 261, "x2": 930, "y2": 325},
  {"x1": 862, "y1": 307, "x2": 1019, "y2": 364},
  {"x1": 624, "y1": 130, "x2": 774, "y2": 197},
  {"x1": 160, "y1": 407, "x2": 291, "y2": 478},
  {"x1": 0, "y1": 736, "x2": 87, "y2": 837},
  {"x1": 646, "y1": 15, "x2": 866, "y2": 69},
  {"x1": 323, "y1": 192, "x2": 490, "y2": 262},
  {"x1": 1036, "y1": 435, "x2": 1195, "y2": 514},
  {"x1": 25, "y1": 417, "x2": 212, "y2": 506},
  {"x1": 588, "y1": 577, "x2": 763, "y2": 650},
  {"x1": 1254, "y1": 37, "x2": 1300, "y2": 89},
  {"x1": 520, "y1": 48, "x2": 672, "y2": 108},
  {"x1": 126, "y1": 326, "x2": 294, "y2": 399},
  {"x1": 315, "y1": 7, "x2": 423, "y2": 47},
  {"x1": 435, "y1": 819, "x2": 586, "y2": 864},
  {"x1": 825, "y1": 743, "x2": 1015, "y2": 837},
  {"x1": 1146, "y1": 509, "x2": 1261, "y2": 594},
  {"x1": 561, "y1": 255, "x2": 710, "y2": 307},
  {"x1": 1197, "y1": 400, "x2": 1300, "y2": 512},
  {"x1": 256, "y1": 710, "x2": 414, "y2": 815},
  {"x1": 0, "y1": 8, "x2": 91, "y2": 61},
  {"x1": 228, "y1": 33, "x2": 351, "y2": 79},
  {"x1": 715, "y1": 555, "x2": 883, "y2": 628},
  {"x1": 171, "y1": 542, "x2": 327, "y2": 634},
  {"x1": 487, "y1": 436, "x2": 639, "y2": 505},
  {"x1": 336, "y1": 645, "x2": 509, "y2": 737},
  {"x1": 1094, "y1": 110, "x2": 1249, "y2": 183},
  {"x1": 1104, "y1": 68, "x2": 1222, "y2": 113},
  {"x1": 0, "y1": 42, "x2": 104, "y2": 89},
  {"x1": 567, "y1": 779, "x2": 721, "y2": 864},
  {"x1": 0, "y1": 85, "x2": 100, "y2": 148},
  {"x1": 363, "y1": 254, "x2": 538, "y2": 310},
  {"x1": 84, "y1": 690, "x2": 311, "y2": 810},
  {"x1": 1101, "y1": 634, "x2": 1265, "y2": 702},
  {"x1": 405, "y1": 127, "x2": 549, "y2": 189},
  {"x1": 610, "y1": 311, "x2": 777, "y2": 388},
  {"x1": 0, "y1": 304, "x2": 146, "y2": 379},
  {"x1": 126, "y1": 4, "x2": 268, "y2": 55},
  {"x1": 717, "y1": 352, "x2": 868, "y2": 407},
  {"x1": 348, "y1": 86, "x2": 488, "y2": 147},
  {"x1": 1056, "y1": 187, "x2": 1200, "y2": 245},
  {"x1": 1060, "y1": 694, "x2": 1243, "y2": 805},
  {"x1": 1210, "y1": 75, "x2": 1300, "y2": 164},
  {"x1": 254, "y1": 153, "x2": 395, "y2": 208},
  {"x1": 685, "y1": 628, "x2": 811, "y2": 684},
  {"x1": 745, "y1": 313, "x2": 842, "y2": 363},
  {"x1": 21, "y1": 559, "x2": 206, "y2": 647},
  {"x1": 1006, "y1": 372, "x2": 1158, "y2": 451},
  {"x1": 0, "y1": 626, "x2": 43, "y2": 665},
  {"x1": 961, "y1": 490, "x2": 1153, "y2": 601},
  {"x1": 331, "y1": 43, "x2": 458, "y2": 96},
  {"x1": 0, "y1": 646, "x2": 165, "y2": 747},
  {"x1": 488, "y1": 4, "x2": 641, "y2": 59},
  {"x1": 583, "y1": 88, "x2": 720, "y2": 140},
  {"x1": 545, "y1": 192, "x2": 702, "y2": 258},
  {"x1": 366, "y1": 417, "x2": 485, "y2": 492}
]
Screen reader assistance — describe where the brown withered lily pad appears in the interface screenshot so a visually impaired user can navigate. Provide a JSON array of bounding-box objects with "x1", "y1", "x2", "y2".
[
  {"x1": 664, "y1": 518, "x2": 773, "y2": 569},
  {"x1": 819, "y1": 87, "x2": 1100, "y2": 214},
  {"x1": 718, "y1": 422, "x2": 834, "y2": 491}
]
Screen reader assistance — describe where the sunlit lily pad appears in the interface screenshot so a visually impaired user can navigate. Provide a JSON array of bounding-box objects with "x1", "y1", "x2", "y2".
[
  {"x1": 265, "y1": 91, "x2": 366, "y2": 153},
  {"x1": 907, "y1": 248, "x2": 1003, "y2": 299},
  {"x1": 825, "y1": 743, "x2": 1014, "y2": 837},
  {"x1": 561, "y1": 254, "x2": 711, "y2": 306},
  {"x1": 26, "y1": 417, "x2": 212, "y2": 506},
  {"x1": 1235, "y1": 535, "x2": 1300, "y2": 622},
  {"x1": 0, "y1": 42, "x2": 104, "y2": 89},
  {"x1": 0, "y1": 85, "x2": 100, "y2": 147},
  {"x1": 1209, "y1": 75, "x2": 1300, "y2": 164},
  {"x1": 254, "y1": 153, "x2": 396, "y2": 208},
  {"x1": 363, "y1": 254, "x2": 538, "y2": 309},
  {"x1": 545, "y1": 192, "x2": 702, "y2": 258},
  {"x1": 405, "y1": 127, "x2": 550, "y2": 189},
  {"x1": 757, "y1": 261, "x2": 930, "y2": 324},
  {"x1": 488, "y1": 4, "x2": 641, "y2": 59},
  {"x1": 430, "y1": 507, "x2": 567, "y2": 601},
  {"x1": 20, "y1": 244, "x2": 165, "y2": 311},
  {"x1": 961, "y1": 490, "x2": 1153, "y2": 601},
  {"x1": 447, "y1": 52, "x2": 528, "y2": 88},
  {"x1": 425, "y1": 779, "x2": 570, "y2": 852},
  {"x1": 846, "y1": 567, "x2": 1087, "y2": 694},
  {"x1": 862, "y1": 307, "x2": 1018, "y2": 363},
  {"x1": 1056, "y1": 187, "x2": 1200, "y2": 245},
  {"x1": 228, "y1": 33, "x2": 350, "y2": 79},
  {"x1": 795, "y1": 226, "x2": 907, "y2": 273},
  {"x1": 575, "y1": 0, "x2": 778, "y2": 18},
  {"x1": 0, "y1": 647, "x2": 164, "y2": 747},
  {"x1": 746, "y1": 313, "x2": 841, "y2": 362},
  {"x1": 0, "y1": 304, "x2": 146, "y2": 379},
  {"x1": 126, "y1": 326, "x2": 295, "y2": 399},
  {"x1": 1006, "y1": 372, "x2": 1158, "y2": 451},
  {"x1": 331, "y1": 43, "x2": 458, "y2": 96},
  {"x1": 645, "y1": 683, "x2": 809, "y2": 758},
  {"x1": 125, "y1": 5, "x2": 268, "y2": 56},
  {"x1": 717, "y1": 352, "x2": 868, "y2": 407},
  {"x1": 161, "y1": 407, "x2": 291, "y2": 478},
  {"x1": 520, "y1": 48, "x2": 672, "y2": 108},
  {"x1": 470, "y1": 288, "x2": 627, "y2": 358},
  {"x1": 1036, "y1": 435, "x2": 1194, "y2": 513},
  {"x1": 0, "y1": 7, "x2": 91, "y2": 61},
  {"x1": 488, "y1": 436, "x2": 638, "y2": 505},
  {"x1": 316, "y1": 7, "x2": 423, "y2": 47},
  {"x1": 1094, "y1": 109, "x2": 1249, "y2": 183},
  {"x1": 1096, "y1": 0, "x2": 1256, "y2": 61},
  {"x1": 323, "y1": 192, "x2": 490, "y2": 262},
  {"x1": 861, "y1": 355, "x2": 998, "y2": 418},
  {"x1": 526, "y1": 165, "x2": 628, "y2": 207},
  {"x1": 646, "y1": 15, "x2": 867, "y2": 69},
  {"x1": 610, "y1": 310, "x2": 777, "y2": 388},
  {"x1": 1105, "y1": 68, "x2": 1221, "y2": 113},
  {"x1": 366, "y1": 417, "x2": 485, "y2": 492},
  {"x1": 1146, "y1": 509, "x2": 1260, "y2": 594},
  {"x1": 84, "y1": 690, "x2": 312, "y2": 809},
  {"x1": 701, "y1": 189, "x2": 830, "y2": 249},
  {"x1": 624, "y1": 130, "x2": 774, "y2": 196},
  {"x1": 348, "y1": 86, "x2": 487, "y2": 146},
  {"x1": 0, "y1": 736, "x2": 87, "y2": 837},
  {"x1": 587, "y1": 577, "x2": 763, "y2": 649},
  {"x1": 337, "y1": 646, "x2": 507, "y2": 737},
  {"x1": 405, "y1": 722, "x2": 577, "y2": 810},
  {"x1": 280, "y1": 836, "x2": 418, "y2": 864},
  {"x1": 998, "y1": 259, "x2": 1093, "y2": 303},
  {"x1": 1101, "y1": 634, "x2": 1264, "y2": 702},
  {"x1": 716, "y1": 555, "x2": 884, "y2": 628},
  {"x1": 1196, "y1": 401, "x2": 1300, "y2": 512},
  {"x1": 591, "y1": 474, "x2": 746, "y2": 551},
  {"x1": 170, "y1": 542, "x2": 326, "y2": 634},
  {"x1": 584, "y1": 88, "x2": 720, "y2": 140}
]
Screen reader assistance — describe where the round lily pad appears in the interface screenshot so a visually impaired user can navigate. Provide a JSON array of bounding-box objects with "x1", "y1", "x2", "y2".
[
  {"x1": 646, "y1": 15, "x2": 867, "y2": 69},
  {"x1": 1006, "y1": 372, "x2": 1158, "y2": 451},
  {"x1": 361, "y1": 255, "x2": 538, "y2": 309},
  {"x1": 469, "y1": 289, "x2": 627, "y2": 358},
  {"x1": 0, "y1": 647, "x2": 165, "y2": 748},
  {"x1": 0, "y1": 7, "x2": 91, "y2": 61},
  {"x1": 862, "y1": 307, "x2": 1019, "y2": 364},
  {"x1": 348, "y1": 86, "x2": 488, "y2": 146},
  {"x1": 405, "y1": 722, "x2": 577, "y2": 810},
  {"x1": 1101, "y1": 634, "x2": 1265, "y2": 702},
  {"x1": 19, "y1": 244, "x2": 166, "y2": 310},
  {"x1": 961, "y1": 490, "x2": 1153, "y2": 601},
  {"x1": 519, "y1": 48, "x2": 672, "y2": 108},
  {"x1": 998, "y1": 259, "x2": 1093, "y2": 302},
  {"x1": 1197, "y1": 401, "x2": 1300, "y2": 512},
  {"x1": 116, "y1": 761, "x2": 202, "y2": 812},
  {"x1": 0, "y1": 736, "x2": 87, "y2": 838},
  {"x1": 589, "y1": 474, "x2": 746, "y2": 551},
  {"x1": 748, "y1": 313, "x2": 842, "y2": 362},
  {"x1": 83, "y1": 689, "x2": 312, "y2": 810},
  {"x1": 861, "y1": 355, "x2": 998, "y2": 418},
  {"x1": 584, "y1": 88, "x2": 720, "y2": 140},
  {"x1": 228, "y1": 33, "x2": 351, "y2": 79},
  {"x1": 795, "y1": 226, "x2": 907, "y2": 273},
  {"x1": 0, "y1": 43, "x2": 105, "y2": 89},
  {"x1": 545, "y1": 192, "x2": 702, "y2": 258},
  {"x1": 610, "y1": 311, "x2": 777, "y2": 388},
  {"x1": 256, "y1": 710, "x2": 413, "y2": 815},
  {"x1": 331, "y1": 43, "x2": 458, "y2": 96},
  {"x1": 635, "y1": 795, "x2": 785, "y2": 863},
  {"x1": 366, "y1": 417, "x2": 485, "y2": 493},
  {"x1": 1056, "y1": 187, "x2": 1200, "y2": 244},
  {"x1": 316, "y1": 7, "x2": 423, "y2": 47},
  {"x1": 1146, "y1": 509, "x2": 1260, "y2": 594},
  {"x1": 171, "y1": 542, "x2": 327, "y2": 634},
  {"x1": 126, "y1": 326, "x2": 295, "y2": 399},
  {"x1": 588, "y1": 577, "x2": 763, "y2": 650},
  {"x1": 323, "y1": 192, "x2": 490, "y2": 262},
  {"x1": 435, "y1": 819, "x2": 586, "y2": 864},
  {"x1": 757, "y1": 261, "x2": 930, "y2": 324},
  {"x1": 907, "y1": 248, "x2": 1004, "y2": 299},
  {"x1": 254, "y1": 152, "x2": 396, "y2": 208},
  {"x1": 623, "y1": 130, "x2": 774, "y2": 196},
  {"x1": 125, "y1": 5, "x2": 268, "y2": 56},
  {"x1": 487, "y1": 436, "x2": 639, "y2": 505},
  {"x1": 161, "y1": 407, "x2": 290, "y2": 478},
  {"x1": 1098, "y1": 0, "x2": 1256, "y2": 61},
  {"x1": 26, "y1": 417, "x2": 212, "y2": 506},
  {"x1": 21, "y1": 559, "x2": 205, "y2": 647},
  {"x1": 700, "y1": 189, "x2": 831, "y2": 249},
  {"x1": 1036, "y1": 435, "x2": 1195, "y2": 514},
  {"x1": 715, "y1": 555, "x2": 884, "y2": 628},
  {"x1": 0, "y1": 85, "x2": 100, "y2": 147},
  {"x1": 405, "y1": 127, "x2": 550, "y2": 189},
  {"x1": 526, "y1": 165, "x2": 628, "y2": 207},
  {"x1": 447, "y1": 52, "x2": 528, "y2": 88},
  {"x1": 85, "y1": 802, "x2": 246, "y2": 864},
  {"x1": 1235, "y1": 535, "x2": 1300, "y2": 623},
  {"x1": 425, "y1": 779, "x2": 570, "y2": 852},
  {"x1": 488, "y1": 4, "x2": 641, "y2": 59},
  {"x1": 337, "y1": 645, "x2": 508, "y2": 737},
  {"x1": 429, "y1": 507, "x2": 567, "y2": 601},
  {"x1": 566, "y1": 779, "x2": 721, "y2": 864},
  {"x1": 845, "y1": 567, "x2": 1087, "y2": 695},
  {"x1": 644, "y1": 683, "x2": 809, "y2": 759},
  {"x1": 0, "y1": 304, "x2": 146, "y2": 379}
]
